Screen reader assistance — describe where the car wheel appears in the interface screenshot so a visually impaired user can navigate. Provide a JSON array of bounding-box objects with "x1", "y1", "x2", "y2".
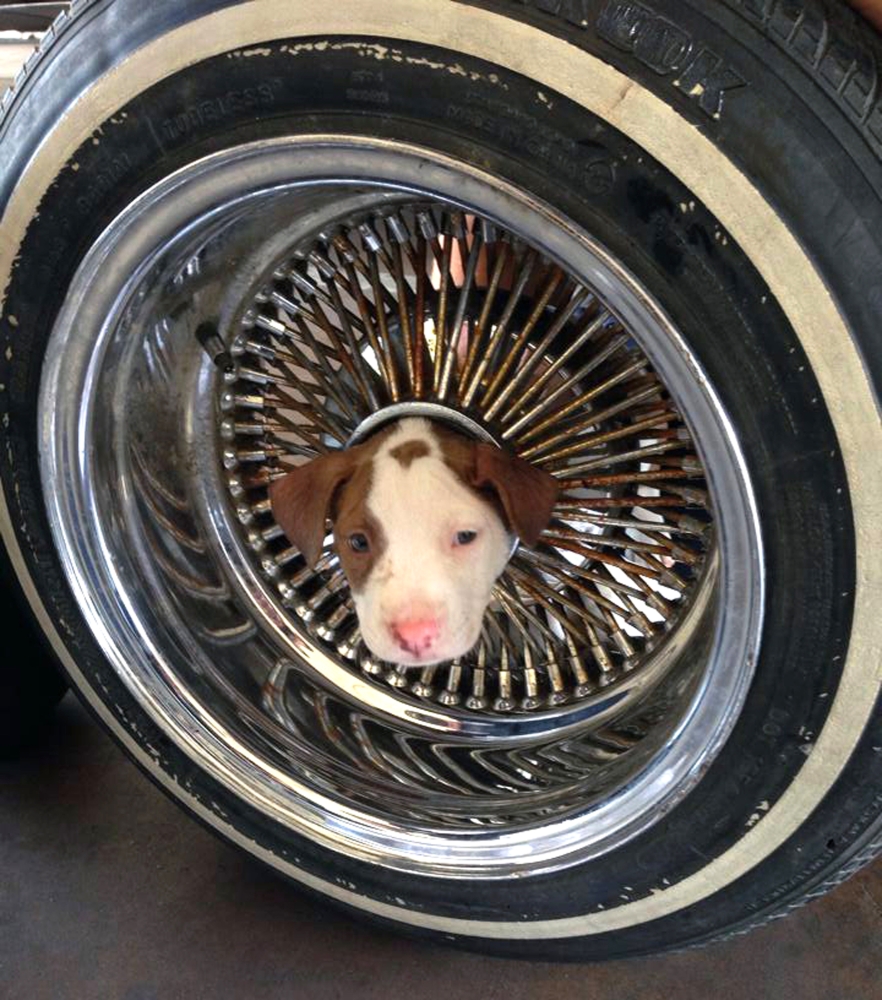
[{"x1": 2, "y1": 0, "x2": 881, "y2": 958}]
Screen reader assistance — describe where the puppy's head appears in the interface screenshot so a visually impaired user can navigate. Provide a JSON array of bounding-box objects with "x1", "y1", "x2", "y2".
[{"x1": 269, "y1": 418, "x2": 558, "y2": 665}]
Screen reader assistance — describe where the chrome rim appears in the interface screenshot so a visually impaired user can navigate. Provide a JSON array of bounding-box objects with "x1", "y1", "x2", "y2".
[{"x1": 40, "y1": 137, "x2": 763, "y2": 876}]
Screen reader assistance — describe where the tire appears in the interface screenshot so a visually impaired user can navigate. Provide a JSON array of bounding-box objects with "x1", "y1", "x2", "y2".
[{"x1": 1, "y1": 0, "x2": 881, "y2": 960}]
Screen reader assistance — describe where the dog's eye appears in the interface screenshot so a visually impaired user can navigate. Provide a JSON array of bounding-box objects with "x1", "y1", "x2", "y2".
[
  {"x1": 454, "y1": 530, "x2": 478, "y2": 546},
  {"x1": 349, "y1": 533, "x2": 370, "y2": 553}
]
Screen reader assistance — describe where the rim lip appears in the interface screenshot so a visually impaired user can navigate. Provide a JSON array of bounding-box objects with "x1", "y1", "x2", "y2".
[
  {"x1": 346, "y1": 401, "x2": 501, "y2": 447},
  {"x1": 38, "y1": 135, "x2": 764, "y2": 877}
]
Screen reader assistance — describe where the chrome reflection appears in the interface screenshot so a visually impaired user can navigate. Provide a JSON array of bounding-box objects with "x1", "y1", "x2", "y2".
[{"x1": 40, "y1": 138, "x2": 762, "y2": 875}]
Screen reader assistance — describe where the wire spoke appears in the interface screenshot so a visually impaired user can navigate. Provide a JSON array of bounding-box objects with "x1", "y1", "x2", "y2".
[{"x1": 221, "y1": 200, "x2": 714, "y2": 715}]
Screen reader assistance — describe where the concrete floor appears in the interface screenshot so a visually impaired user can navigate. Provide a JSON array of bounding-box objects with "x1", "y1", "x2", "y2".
[{"x1": 3, "y1": 695, "x2": 882, "y2": 1000}]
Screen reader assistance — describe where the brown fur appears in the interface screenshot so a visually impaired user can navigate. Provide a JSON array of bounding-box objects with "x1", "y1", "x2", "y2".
[
  {"x1": 434, "y1": 424, "x2": 559, "y2": 546},
  {"x1": 471, "y1": 441, "x2": 560, "y2": 546},
  {"x1": 332, "y1": 466, "x2": 388, "y2": 593},
  {"x1": 268, "y1": 428, "x2": 392, "y2": 570},
  {"x1": 849, "y1": 0, "x2": 882, "y2": 32},
  {"x1": 389, "y1": 439, "x2": 431, "y2": 468}
]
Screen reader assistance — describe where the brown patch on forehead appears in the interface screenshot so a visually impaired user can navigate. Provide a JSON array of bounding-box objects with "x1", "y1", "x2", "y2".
[{"x1": 389, "y1": 439, "x2": 430, "y2": 468}]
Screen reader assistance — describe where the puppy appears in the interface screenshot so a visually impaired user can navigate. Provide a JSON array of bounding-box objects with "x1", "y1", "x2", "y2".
[{"x1": 269, "y1": 418, "x2": 558, "y2": 665}]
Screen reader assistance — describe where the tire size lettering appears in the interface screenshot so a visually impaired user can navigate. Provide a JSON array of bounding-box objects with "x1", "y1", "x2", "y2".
[{"x1": 445, "y1": 96, "x2": 615, "y2": 193}]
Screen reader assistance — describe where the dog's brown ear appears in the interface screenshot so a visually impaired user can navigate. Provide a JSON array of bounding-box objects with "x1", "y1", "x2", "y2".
[
  {"x1": 472, "y1": 443, "x2": 559, "y2": 547},
  {"x1": 268, "y1": 450, "x2": 359, "y2": 567}
]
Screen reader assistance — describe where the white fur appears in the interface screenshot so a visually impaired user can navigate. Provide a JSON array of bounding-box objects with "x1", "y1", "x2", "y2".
[{"x1": 353, "y1": 418, "x2": 510, "y2": 664}]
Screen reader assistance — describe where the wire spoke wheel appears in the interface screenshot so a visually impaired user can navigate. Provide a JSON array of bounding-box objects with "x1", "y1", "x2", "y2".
[
  {"x1": 40, "y1": 138, "x2": 760, "y2": 875},
  {"x1": 224, "y1": 202, "x2": 713, "y2": 716},
  {"x1": 7, "y1": 0, "x2": 881, "y2": 957}
]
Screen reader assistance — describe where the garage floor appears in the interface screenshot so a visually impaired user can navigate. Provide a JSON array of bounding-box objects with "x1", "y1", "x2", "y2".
[{"x1": 3, "y1": 696, "x2": 882, "y2": 1000}]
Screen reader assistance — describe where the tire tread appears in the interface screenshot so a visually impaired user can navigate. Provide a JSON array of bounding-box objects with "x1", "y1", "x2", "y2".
[{"x1": 0, "y1": 0, "x2": 95, "y2": 122}]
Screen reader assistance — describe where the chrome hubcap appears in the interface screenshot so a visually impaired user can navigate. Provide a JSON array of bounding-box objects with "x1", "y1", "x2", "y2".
[{"x1": 40, "y1": 138, "x2": 763, "y2": 875}]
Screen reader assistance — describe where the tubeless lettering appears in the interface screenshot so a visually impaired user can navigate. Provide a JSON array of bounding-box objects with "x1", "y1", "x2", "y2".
[{"x1": 160, "y1": 79, "x2": 283, "y2": 142}]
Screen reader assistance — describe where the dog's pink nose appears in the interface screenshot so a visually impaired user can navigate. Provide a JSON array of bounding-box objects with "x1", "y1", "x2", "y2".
[{"x1": 390, "y1": 617, "x2": 440, "y2": 654}]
